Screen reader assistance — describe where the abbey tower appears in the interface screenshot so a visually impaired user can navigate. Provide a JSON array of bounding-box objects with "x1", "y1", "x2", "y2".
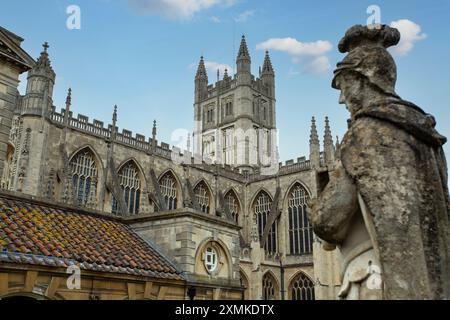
[{"x1": 194, "y1": 36, "x2": 277, "y2": 174}]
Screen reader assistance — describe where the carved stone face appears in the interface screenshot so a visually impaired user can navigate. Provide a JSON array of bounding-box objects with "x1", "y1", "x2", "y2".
[{"x1": 334, "y1": 72, "x2": 365, "y2": 116}]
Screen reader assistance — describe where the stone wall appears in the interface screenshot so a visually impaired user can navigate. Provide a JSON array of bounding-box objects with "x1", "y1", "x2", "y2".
[
  {"x1": 0, "y1": 61, "x2": 23, "y2": 177},
  {"x1": 130, "y1": 209, "x2": 242, "y2": 292}
]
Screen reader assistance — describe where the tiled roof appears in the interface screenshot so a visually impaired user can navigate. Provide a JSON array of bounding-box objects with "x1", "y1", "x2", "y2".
[{"x1": 0, "y1": 193, "x2": 183, "y2": 280}]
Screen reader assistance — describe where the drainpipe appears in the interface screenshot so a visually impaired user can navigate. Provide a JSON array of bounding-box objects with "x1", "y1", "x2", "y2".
[{"x1": 278, "y1": 253, "x2": 285, "y2": 300}]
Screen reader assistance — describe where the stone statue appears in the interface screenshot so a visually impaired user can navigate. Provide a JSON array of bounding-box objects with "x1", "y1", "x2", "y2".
[{"x1": 308, "y1": 24, "x2": 450, "y2": 300}]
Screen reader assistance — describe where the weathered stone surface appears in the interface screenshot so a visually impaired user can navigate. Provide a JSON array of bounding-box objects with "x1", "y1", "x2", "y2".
[{"x1": 310, "y1": 24, "x2": 450, "y2": 300}]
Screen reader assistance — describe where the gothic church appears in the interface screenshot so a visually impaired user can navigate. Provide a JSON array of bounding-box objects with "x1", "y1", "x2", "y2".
[{"x1": 0, "y1": 26, "x2": 340, "y2": 300}]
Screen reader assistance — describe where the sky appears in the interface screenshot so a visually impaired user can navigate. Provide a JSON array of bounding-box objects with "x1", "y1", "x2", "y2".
[{"x1": 1, "y1": 0, "x2": 450, "y2": 162}]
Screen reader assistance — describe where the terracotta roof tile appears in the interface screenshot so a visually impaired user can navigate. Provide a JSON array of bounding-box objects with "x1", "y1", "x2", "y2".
[{"x1": 0, "y1": 194, "x2": 183, "y2": 281}]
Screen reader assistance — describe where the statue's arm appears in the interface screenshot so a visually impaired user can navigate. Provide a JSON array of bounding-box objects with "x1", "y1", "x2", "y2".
[{"x1": 308, "y1": 161, "x2": 359, "y2": 245}]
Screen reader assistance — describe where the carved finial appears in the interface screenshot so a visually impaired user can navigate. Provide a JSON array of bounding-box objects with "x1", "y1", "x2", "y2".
[
  {"x1": 152, "y1": 120, "x2": 157, "y2": 151},
  {"x1": 223, "y1": 68, "x2": 229, "y2": 80},
  {"x1": 324, "y1": 116, "x2": 333, "y2": 146},
  {"x1": 112, "y1": 105, "x2": 118, "y2": 125},
  {"x1": 196, "y1": 56, "x2": 207, "y2": 79},
  {"x1": 237, "y1": 34, "x2": 250, "y2": 60},
  {"x1": 187, "y1": 133, "x2": 191, "y2": 152},
  {"x1": 309, "y1": 116, "x2": 321, "y2": 167},
  {"x1": 262, "y1": 50, "x2": 274, "y2": 75},
  {"x1": 65, "y1": 88, "x2": 72, "y2": 107},
  {"x1": 323, "y1": 116, "x2": 335, "y2": 166},
  {"x1": 309, "y1": 116, "x2": 319, "y2": 145},
  {"x1": 63, "y1": 88, "x2": 72, "y2": 125},
  {"x1": 34, "y1": 41, "x2": 54, "y2": 73}
]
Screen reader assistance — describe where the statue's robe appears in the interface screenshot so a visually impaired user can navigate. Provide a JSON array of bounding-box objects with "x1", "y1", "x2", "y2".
[{"x1": 340, "y1": 98, "x2": 450, "y2": 299}]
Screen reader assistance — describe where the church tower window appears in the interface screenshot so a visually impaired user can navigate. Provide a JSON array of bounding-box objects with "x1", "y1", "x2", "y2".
[
  {"x1": 225, "y1": 101, "x2": 233, "y2": 116},
  {"x1": 222, "y1": 127, "x2": 234, "y2": 165}
]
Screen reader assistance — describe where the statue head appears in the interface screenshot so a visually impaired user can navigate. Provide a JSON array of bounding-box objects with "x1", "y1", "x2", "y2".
[{"x1": 332, "y1": 25, "x2": 401, "y2": 115}]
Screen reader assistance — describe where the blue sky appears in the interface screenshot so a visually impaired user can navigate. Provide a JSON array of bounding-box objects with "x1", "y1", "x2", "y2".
[{"x1": 1, "y1": 0, "x2": 450, "y2": 161}]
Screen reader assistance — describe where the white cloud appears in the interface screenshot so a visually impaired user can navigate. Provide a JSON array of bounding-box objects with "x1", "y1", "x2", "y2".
[
  {"x1": 256, "y1": 37, "x2": 332, "y2": 75},
  {"x1": 128, "y1": 0, "x2": 237, "y2": 20},
  {"x1": 234, "y1": 10, "x2": 255, "y2": 23},
  {"x1": 390, "y1": 19, "x2": 427, "y2": 55},
  {"x1": 210, "y1": 16, "x2": 221, "y2": 23},
  {"x1": 189, "y1": 60, "x2": 234, "y2": 78},
  {"x1": 303, "y1": 56, "x2": 330, "y2": 74},
  {"x1": 205, "y1": 61, "x2": 234, "y2": 77}
]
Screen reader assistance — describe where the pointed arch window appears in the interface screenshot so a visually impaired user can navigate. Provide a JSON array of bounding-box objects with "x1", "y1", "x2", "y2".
[
  {"x1": 290, "y1": 273, "x2": 315, "y2": 300},
  {"x1": 159, "y1": 171, "x2": 178, "y2": 210},
  {"x1": 69, "y1": 149, "x2": 98, "y2": 206},
  {"x1": 262, "y1": 273, "x2": 277, "y2": 300},
  {"x1": 254, "y1": 192, "x2": 277, "y2": 255},
  {"x1": 225, "y1": 191, "x2": 240, "y2": 223},
  {"x1": 112, "y1": 162, "x2": 141, "y2": 215},
  {"x1": 194, "y1": 181, "x2": 211, "y2": 214},
  {"x1": 288, "y1": 184, "x2": 313, "y2": 255}
]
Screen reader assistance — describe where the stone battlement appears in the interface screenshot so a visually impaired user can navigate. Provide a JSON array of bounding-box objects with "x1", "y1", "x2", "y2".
[
  {"x1": 50, "y1": 106, "x2": 172, "y2": 158},
  {"x1": 49, "y1": 106, "x2": 315, "y2": 180}
]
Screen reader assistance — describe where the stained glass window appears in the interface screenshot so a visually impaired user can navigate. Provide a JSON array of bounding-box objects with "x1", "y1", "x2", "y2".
[
  {"x1": 195, "y1": 181, "x2": 211, "y2": 214},
  {"x1": 159, "y1": 171, "x2": 178, "y2": 210},
  {"x1": 69, "y1": 149, "x2": 98, "y2": 206},
  {"x1": 112, "y1": 162, "x2": 141, "y2": 215},
  {"x1": 225, "y1": 191, "x2": 240, "y2": 223}
]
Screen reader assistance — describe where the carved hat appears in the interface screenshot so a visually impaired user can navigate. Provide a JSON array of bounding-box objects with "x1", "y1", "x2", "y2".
[{"x1": 332, "y1": 25, "x2": 401, "y2": 96}]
